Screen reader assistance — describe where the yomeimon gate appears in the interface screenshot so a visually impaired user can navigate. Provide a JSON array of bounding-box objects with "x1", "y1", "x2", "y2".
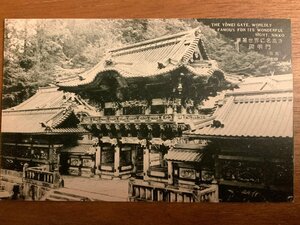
[{"x1": 57, "y1": 28, "x2": 231, "y2": 179}]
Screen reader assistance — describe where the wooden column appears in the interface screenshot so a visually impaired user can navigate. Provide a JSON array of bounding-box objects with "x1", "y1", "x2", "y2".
[
  {"x1": 23, "y1": 163, "x2": 29, "y2": 178},
  {"x1": 56, "y1": 153, "x2": 60, "y2": 171},
  {"x1": 114, "y1": 145, "x2": 120, "y2": 177},
  {"x1": 211, "y1": 179, "x2": 219, "y2": 203},
  {"x1": 95, "y1": 146, "x2": 101, "y2": 173},
  {"x1": 131, "y1": 145, "x2": 137, "y2": 173},
  {"x1": 214, "y1": 154, "x2": 220, "y2": 180},
  {"x1": 48, "y1": 144, "x2": 53, "y2": 170},
  {"x1": 167, "y1": 161, "x2": 173, "y2": 185}
]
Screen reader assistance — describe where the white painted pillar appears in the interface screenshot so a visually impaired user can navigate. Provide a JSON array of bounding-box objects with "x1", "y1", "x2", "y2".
[
  {"x1": 56, "y1": 153, "x2": 60, "y2": 171},
  {"x1": 167, "y1": 161, "x2": 173, "y2": 185},
  {"x1": 131, "y1": 145, "x2": 137, "y2": 173},
  {"x1": 95, "y1": 146, "x2": 101, "y2": 173},
  {"x1": 143, "y1": 147, "x2": 150, "y2": 181},
  {"x1": 23, "y1": 163, "x2": 29, "y2": 179},
  {"x1": 211, "y1": 179, "x2": 219, "y2": 203},
  {"x1": 114, "y1": 145, "x2": 120, "y2": 177}
]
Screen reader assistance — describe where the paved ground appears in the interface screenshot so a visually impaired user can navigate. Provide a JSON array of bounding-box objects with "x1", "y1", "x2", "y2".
[{"x1": 61, "y1": 176, "x2": 129, "y2": 201}]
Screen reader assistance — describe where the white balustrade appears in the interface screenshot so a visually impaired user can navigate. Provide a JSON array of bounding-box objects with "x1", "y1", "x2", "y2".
[{"x1": 128, "y1": 179, "x2": 218, "y2": 202}]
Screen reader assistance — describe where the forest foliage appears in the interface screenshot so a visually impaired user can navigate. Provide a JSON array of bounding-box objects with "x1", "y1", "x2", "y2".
[{"x1": 2, "y1": 19, "x2": 291, "y2": 109}]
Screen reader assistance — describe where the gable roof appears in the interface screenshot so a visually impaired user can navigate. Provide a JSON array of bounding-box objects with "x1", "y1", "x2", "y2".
[
  {"x1": 1, "y1": 86, "x2": 95, "y2": 134},
  {"x1": 10, "y1": 86, "x2": 97, "y2": 116},
  {"x1": 187, "y1": 74, "x2": 293, "y2": 138},
  {"x1": 12, "y1": 86, "x2": 69, "y2": 110},
  {"x1": 1, "y1": 107, "x2": 82, "y2": 134},
  {"x1": 165, "y1": 149, "x2": 204, "y2": 162},
  {"x1": 233, "y1": 74, "x2": 292, "y2": 93},
  {"x1": 165, "y1": 143, "x2": 207, "y2": 162},
  {"x1": 57, "y1": 28, "x2": 223, "y2": 88}
]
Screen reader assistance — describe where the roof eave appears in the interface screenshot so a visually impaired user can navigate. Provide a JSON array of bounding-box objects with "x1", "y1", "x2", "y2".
[{"x1": 184, "y1": 133, "x2": 293, "y2": 140}]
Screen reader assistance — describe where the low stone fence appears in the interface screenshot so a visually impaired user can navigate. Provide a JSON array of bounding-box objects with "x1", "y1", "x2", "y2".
[
  {"x1": 128, "y1": 178, "x2": 219, "y2": 202},
  {"x1": 23, "y1": 167, "x2": 61, "y2": 200}
]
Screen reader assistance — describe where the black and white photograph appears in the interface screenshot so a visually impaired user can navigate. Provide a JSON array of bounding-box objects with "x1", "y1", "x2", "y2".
[{"x1": 0, "y1": 19, "x2": 293, "y2": 202}]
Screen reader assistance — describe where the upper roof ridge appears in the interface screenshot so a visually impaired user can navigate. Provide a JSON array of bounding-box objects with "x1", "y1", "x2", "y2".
[
  {"x1": 2, "y1": 107, "x2": 66, "y2": 113},
  {"x1": 108, "y1": 28, "x2": 198, "y2": 54}
]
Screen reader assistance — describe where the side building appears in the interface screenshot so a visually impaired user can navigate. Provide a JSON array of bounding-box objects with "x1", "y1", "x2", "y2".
[
  {"x1": 0, "y1": 86, "x2": 96, "y2": 197},
  {"x1": 185, "y1": 74, "x2": 293, "y2": 202}
]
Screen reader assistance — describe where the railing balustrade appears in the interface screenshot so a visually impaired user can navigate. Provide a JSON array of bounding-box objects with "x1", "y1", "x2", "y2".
[
  {"x1": 24, "y1": 167, "x2": 60, "y2": 187},
  {"x1": 82, "y1": 113, "x2": 207, "y2": 124},
  {"x1": 128, "y1": 179, "x2": 218, "y2": 202}
]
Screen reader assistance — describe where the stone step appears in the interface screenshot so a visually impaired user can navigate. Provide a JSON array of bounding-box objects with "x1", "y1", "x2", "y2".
[
  {"x1": 47, "y1": 193, "x2": 86, "y2": 201},
  {"x1": 0, "y1": 180, "x2": 20, "y2": 193},
  {"x1": 0, "y1": 175, "x2": 22, "y2": 184},
  {"x1": 52, "y1": 190, "x2": 92, "y2": 201},
  {"x1": 56, "y1": 187, "x2": 126, "y2": 201},
  {"x1": 45, "y1": 196, "x2": 62, "y2": 201}
]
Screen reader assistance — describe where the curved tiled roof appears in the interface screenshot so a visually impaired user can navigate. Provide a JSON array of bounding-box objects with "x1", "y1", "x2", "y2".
[
  {"x1": 187, "y1": 74, "x2": 293, "y2": 138},
  {"x1": 1, "y1": 86, "x2": 97, "y2": 134},
  {"x1": 1, "y1": 108, "x2": 76, "y2": 133},
  {"x1": 57, "y1": 28, "x2": 220, "y2": 88},
  {"x1": 9, "y1": 86, "x2": 98, "y2": 116},
  {"x1": 13, "y1": 86, "x2": 67, "y2": 110},
  {"x1": 165, "y1": 149, "x2": 203, "y2": 162}
]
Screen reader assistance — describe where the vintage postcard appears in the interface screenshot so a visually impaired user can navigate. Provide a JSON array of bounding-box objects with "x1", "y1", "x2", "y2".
[{"x1": 0, "y1": 19, "x2": 293, "y2": 202}]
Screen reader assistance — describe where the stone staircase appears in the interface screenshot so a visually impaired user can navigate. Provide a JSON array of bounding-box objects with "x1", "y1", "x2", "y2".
[
  {"x1": 45, "y1": 189, "x2": 94, "y2": 201},
  {"x1": 44, "y1": 187, "x2": 127, "y2": 201},
  {"x1": 0, "y1": 170, "x2": 23, "y2": 199},
  {"x1": 0, "y1": 170, "x2": 23, "y2": 184},
  {"x1": 1, "y1": 172, "x2": 128, "y2": 201}
]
